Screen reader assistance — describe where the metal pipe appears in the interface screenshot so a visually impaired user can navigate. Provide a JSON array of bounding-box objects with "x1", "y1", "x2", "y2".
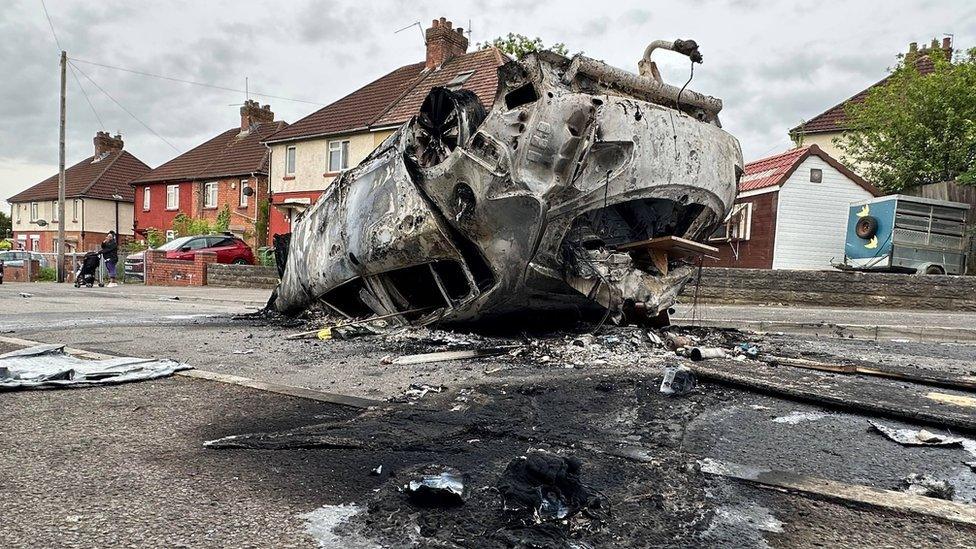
[
  {"x1": 689, "y1": 347, "x2": 727, "y2": 361},
  {"x1": 561, "y1": 54, "x2": 722, "y2": 117}
]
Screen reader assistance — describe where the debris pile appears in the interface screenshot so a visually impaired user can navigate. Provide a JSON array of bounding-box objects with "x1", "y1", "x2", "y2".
[
  {"x1": 497, "y1": 451, "x2": 604, "y2": 524},
  {"x1": 899, "y1": 473, "x2": 955, "y2": 500}
]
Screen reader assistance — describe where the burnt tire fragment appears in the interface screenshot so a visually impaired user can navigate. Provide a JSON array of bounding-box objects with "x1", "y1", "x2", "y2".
[{"x1": 411, "y1": 87, "x2": 486, "y2": 168}]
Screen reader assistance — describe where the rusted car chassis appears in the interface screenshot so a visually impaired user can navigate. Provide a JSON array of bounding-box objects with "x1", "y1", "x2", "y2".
[{"x1": 273, "y1": 42, "x2": 743, "y2": 326}]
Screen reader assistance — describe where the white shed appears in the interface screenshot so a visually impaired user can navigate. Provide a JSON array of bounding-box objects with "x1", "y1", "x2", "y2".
[{"x1": 708, "y1": 145, "x2": 879, "y2": 270}]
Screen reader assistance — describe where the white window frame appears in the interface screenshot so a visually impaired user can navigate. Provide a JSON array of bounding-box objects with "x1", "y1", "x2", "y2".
[
  {"x1": 51, "y1": 201, "x2": 59, "y2": 222},
  {"x1": 709, "y1": 202, "x2": 753, "y2": 242},
  {"x1": 285, "y1": 146, "x2": 297, "y2": 176},
  {"x1": 328, "y1": 140, "x2": 350, "y2": 173},
  {"x1": 72, "y1": 199, "x2": 79, "y2": 221},
  {"x1": 204, "y1": 181, "x2": 218, "y2": 209},
  {"x1": 16, "y1": 204, "x2": 21, "y2": 223},
  {"x1": 239, "y1": 179, "x2": 250, "y2": 208},
  {"x1": 30, "y1": 202, "x2": 38, "y2": 222},
  {"x1": 143, "y1": 187, "x2": 151, "y2": 211},
  {"x1": 166, "y1": 185, "x2": 179, "y2": 210}
]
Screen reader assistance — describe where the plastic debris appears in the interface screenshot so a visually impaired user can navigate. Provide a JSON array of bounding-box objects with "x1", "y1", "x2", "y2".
[
  {"x1": 497, "y1": 451, "x2": 601, "y2": 524},
  {"x1": 660, "y1": 365, "x2": 697, "y2": 396},
  {"x1": 157, "y1": 296, "x2": 180, "y2": 301},
  {"x1": 868, "y1": 420, "x2": 965, "y2": 448},
  {"x1": 899, "y1": 473, "x2": 955, "y2": 500},
  {"x1": 0, "y1": 345, "x2": 190, "y2": 390},
  {"x1": 732, "y1": 343, "x2": 759, "y2": 359},
  {"x1": 371, "y1": 465, "x2": 383, "y2": 476},
  {"x1": 19, "y1": 292, "x2": 33, "y2": 298},
  {"x1": 404, "y1": 466, "x2": 468, "y2": 506},
  {"x1": 232, "y1": 349, "x2": 255, "y2": 355},
  {"x1": 402, "y1": 383, "x2": 446, "y2": 401}
]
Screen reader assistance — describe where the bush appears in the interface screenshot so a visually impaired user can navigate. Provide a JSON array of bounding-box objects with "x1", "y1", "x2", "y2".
[
  {"x1": 37, "y1": 266, "x2": 56, "y2": 282},
  {"x1": 172, "y1": 214, "x2": 215, "y2": 237},
  {"x1": 146, "y1": 228, "x2": 165, "y2": 248},
  {"x1": 215, "y1": 205, "x2": 231, "y2": 233},
  {"x1": 0, "y1": 240, "x2": 11, "y2": 251}
]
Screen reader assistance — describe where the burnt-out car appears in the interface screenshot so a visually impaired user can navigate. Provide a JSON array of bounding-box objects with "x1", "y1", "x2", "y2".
[{"x1": 274, "y1": 41, "x2": 743, "y2": 326}]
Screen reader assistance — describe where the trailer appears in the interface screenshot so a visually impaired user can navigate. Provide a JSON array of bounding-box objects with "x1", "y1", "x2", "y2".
[{"x1": 839, "y1": 195, "x2": 970, "y2": 275}]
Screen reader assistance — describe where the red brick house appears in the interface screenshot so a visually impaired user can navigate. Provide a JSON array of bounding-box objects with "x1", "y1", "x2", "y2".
[
  {"x1": 262, "y1": 17, "x2": 505, "y2": 238},
  {"x1": 7, "y1": 132, "x2": 150, "y2": 253},
  {"x1": 131, "y1": 101, "x2": 287, "y2": 248},
  {"x1": 706, "y1": 145, "x2": 879, "y2": 270}
]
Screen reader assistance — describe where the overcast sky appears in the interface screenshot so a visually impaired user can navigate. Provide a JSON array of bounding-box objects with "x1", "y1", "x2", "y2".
[{"x1": 2, "y1": 0, "x2": 974, "y2": 209}]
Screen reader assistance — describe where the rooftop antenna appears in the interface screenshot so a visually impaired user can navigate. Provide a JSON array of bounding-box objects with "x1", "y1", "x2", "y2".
[
  {"x1": 395, "y1": 21, "x2": 426, "y2": 45},
  {"x1": 467, "y1": 19, "x2": 472, "y2": 40}
]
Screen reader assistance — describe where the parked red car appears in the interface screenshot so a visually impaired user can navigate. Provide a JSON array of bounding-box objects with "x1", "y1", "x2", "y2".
[{"x1": 165, "y1": 234, "x2": 255, "y2": 264}]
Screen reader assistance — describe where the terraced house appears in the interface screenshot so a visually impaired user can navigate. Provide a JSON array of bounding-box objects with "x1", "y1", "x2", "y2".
[
  {"x1": 131, "y1": 101, "x2": 287, "y2": 248},
  {"x1": 7, "y1": 131, "x2": 150, "y2": 253},
  {"x1": 263, "y1": 17, "x2": 505, "y2": 237}
]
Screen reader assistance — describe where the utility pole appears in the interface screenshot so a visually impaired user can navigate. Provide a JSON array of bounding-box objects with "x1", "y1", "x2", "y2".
[{"x1": 57, "y1": 50, "x2": 66, "y2": 283}]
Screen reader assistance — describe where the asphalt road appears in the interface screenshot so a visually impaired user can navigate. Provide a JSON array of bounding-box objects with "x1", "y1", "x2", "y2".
[{"x1": 4, "y1": 283, "x2": 976, "y2": 546}]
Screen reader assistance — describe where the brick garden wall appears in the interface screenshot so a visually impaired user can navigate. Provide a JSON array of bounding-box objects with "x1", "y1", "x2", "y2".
[
  {"x1": 682, "y1": 267, "x2": 976, "y2": 311},
  {"x1": 1, "y1": 260, "x2": 40, "y2": 283},
  {"x1": 144, "y1": 250, "x2": 218, "y2": 287}
]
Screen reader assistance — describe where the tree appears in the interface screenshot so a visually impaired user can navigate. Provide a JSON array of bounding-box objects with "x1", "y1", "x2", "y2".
[
  {"x1": 172, "y1": 213, "x2": 214, "y2": 237},
  {"x1": 215, "y1": 205, "x2": 231, "y2": 233},
  {"x1": 254, "y1": 199, "x2": 270, "y2": 248},
  {"x1": 0, "y1": 210, "x2": 11, "y2": 239},
  {"x1": 838, "y1": 47, "x2": 976, "y2": 193},
  {"x1": 479, "y1": 33, "x2": 569, "y2": 59}
]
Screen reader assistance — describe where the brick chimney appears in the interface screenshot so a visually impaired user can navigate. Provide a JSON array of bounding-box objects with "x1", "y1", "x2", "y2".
[
  {"x1": 93, "y1": 131, "x2": 123, "y2": 157},
  {"x1": 240, "y1": 100, "x2": 274, "y2": 131},
  {"x1": 905, "y1": 37, "x2": 953, "y2": 65},
  {"x1": 425, "y1": 17, "x2": 468, "y2": 70}
]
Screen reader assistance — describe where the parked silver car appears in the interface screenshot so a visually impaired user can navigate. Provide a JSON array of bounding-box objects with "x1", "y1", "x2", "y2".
[{"x1": 0, "y1": 251, "x2": 52, "y2": 269}]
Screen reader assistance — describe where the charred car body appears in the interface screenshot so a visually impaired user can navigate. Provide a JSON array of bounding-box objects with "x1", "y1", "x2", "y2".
[{"x1": 273, "y1": 41, "x2": 743, "y2": 326}]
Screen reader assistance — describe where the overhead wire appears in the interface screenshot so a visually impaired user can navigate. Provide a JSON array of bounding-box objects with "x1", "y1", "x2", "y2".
[
  {"x1": 39, "y1": 0, "x2": 62, "y2": 51},
  {"x1": 69, "y1": 57, "x2": 326, "y2": 106},
  {"x1": 68, "y1": 64, "x2": 105, "y2": 129},
  {"x1": 69, "y1": 61, "x2": 182, "y2": 154}
]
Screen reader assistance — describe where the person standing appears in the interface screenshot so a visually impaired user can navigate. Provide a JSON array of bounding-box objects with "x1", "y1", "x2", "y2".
[{"x1": 101, "y1": 231, "x2": 119, "y2": 287}]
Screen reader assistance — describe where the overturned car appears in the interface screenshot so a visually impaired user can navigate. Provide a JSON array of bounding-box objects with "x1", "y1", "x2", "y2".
[{"x1": 273, "y1": 41, "x2": 743, "y2": 327}]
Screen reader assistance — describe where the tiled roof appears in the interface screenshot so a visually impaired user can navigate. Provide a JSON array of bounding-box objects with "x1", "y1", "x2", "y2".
[
  {"x1": 739, "y1": 147, "x2": 811, "y2": 191},
  {"x1": 738, "y1": 144, "x2": 879, "y2": 196},
  {"x1": 266, "y1": 48, "x2": 506, "y2": 143},
  {"x1": 791, "y1": 55, "x2": 939, "y2": 135},
  {"x1": 133, "y1": 121, "x2": 286, "y2": 184},
  {"x1": 374, "y1": 48, "x2": 506, "y2": 126},
  {"x1": 7, "y1": 150, "x2": 150, "y2": 203}
]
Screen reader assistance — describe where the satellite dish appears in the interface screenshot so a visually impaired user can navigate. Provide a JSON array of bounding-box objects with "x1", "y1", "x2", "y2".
[{"x1": 242, "y1": 186, "x2": 255, "y2": 197}]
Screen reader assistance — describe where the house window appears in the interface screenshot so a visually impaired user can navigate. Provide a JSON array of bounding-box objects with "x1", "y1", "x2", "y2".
[
  {"x1": 72, "y1": 199, "x2": 79, "y2": 221},
  {"x1": 810, "y1": 168, "x2": 823, "y2": 183},
  {"x1": 143, "y1": 187, "x2": 151, "y2": 211},
  {"x1": 30, "y1": 202, "x2": 38, "y2": 222},
  {"x1": 16, "y1": 204, "x2": 21, "y2": 223},
  {"x1": 709, "y1": 202, "x2": 753, "y2": 242},
  {"x1": 328, "y1": 140, "x2": 349, "y2": 172},
  {"x1": 239, "y1": 179, "x2": 250, "y2": 208},
  {"x1": 204, "y1": 181, "x2": 218, "y2": 208},
  {"x1": 52, "y1": 201, "x2": 58, "y2": 222},
  {"x1": 446, "y1": 70, "x2": 475, "y2": 90},
  {"x1": 285, "y1": 146, "x2": 296, "y2": 176},
  {"x1": 166, "y1": 185, "x2": 179, "y2": 210}
]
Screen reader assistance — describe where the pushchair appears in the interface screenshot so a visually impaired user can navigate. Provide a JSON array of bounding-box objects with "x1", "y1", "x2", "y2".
[{"x1": 74, "y1": 251, "x2": 103, "y2": 288}]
